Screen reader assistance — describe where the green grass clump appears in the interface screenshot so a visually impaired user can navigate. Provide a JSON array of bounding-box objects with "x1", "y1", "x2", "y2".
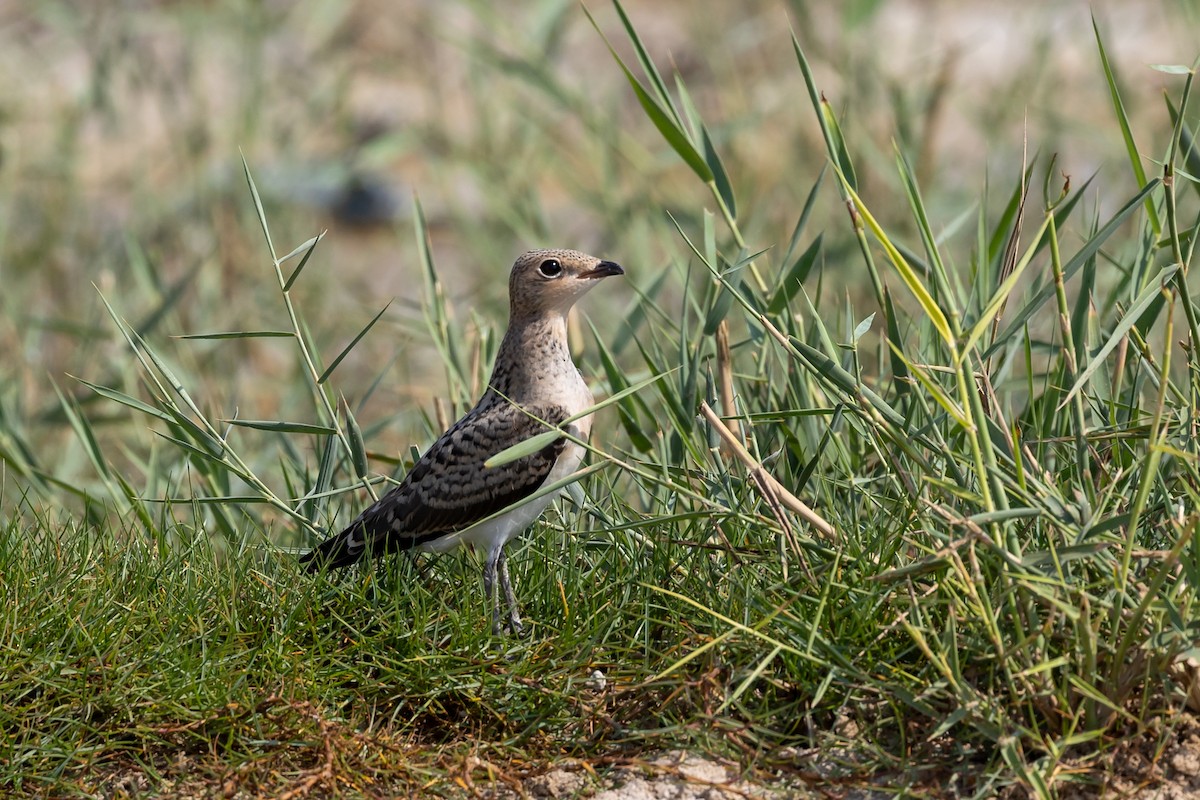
[{"x1": 2, "y1": 2, "x2": 1200, "y2": 797}]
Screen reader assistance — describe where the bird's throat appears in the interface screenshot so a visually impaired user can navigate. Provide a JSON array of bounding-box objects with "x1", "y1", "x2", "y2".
[{"x1": 488, "y1": 312, "x2": 574, "y2": 399}]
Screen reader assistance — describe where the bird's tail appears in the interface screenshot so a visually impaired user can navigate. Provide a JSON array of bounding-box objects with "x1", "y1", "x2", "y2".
[{"x1": 299, "y1": 526, "x2": 365, "y2": 573}]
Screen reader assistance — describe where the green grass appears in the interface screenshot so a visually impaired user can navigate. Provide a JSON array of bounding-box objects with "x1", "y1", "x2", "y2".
[{"x1": 3, "y1": 1, "x2": 1200, "y2": 797}]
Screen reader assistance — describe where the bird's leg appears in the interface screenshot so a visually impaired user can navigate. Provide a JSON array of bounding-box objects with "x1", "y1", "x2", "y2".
[
  {"x1": 362, "y1": 557, "x2": 380, "y2": 603},
  {"x1": 483, "y1": 549, "x2": 503, "y2": 636},
  {"x1": 497, "y1": 548, "x2": 525, "y2": 636},
  {"x1": 405, "y1": 551, "x2": 433, "y2": 588}
]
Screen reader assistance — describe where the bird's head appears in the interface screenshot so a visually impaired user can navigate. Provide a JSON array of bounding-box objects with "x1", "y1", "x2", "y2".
[{"x1": 507, "y1": 249, "x2": 624, "y2": 321}]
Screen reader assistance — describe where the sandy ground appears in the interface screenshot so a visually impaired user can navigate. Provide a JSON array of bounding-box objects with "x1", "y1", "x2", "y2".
[
  {"x1": 511, "y1": 726, "x2": 1200, "y2": 799},
  {"x1": 422, "y1": 720, "x2": 1200, "y2": 799},
  {"x1": 73, "y1": 709, "x2": 1200, "y2": 797}
]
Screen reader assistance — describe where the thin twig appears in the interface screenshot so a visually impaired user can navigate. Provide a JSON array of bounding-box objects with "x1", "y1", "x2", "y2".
[{"x1": 700, "y1": 401, "x2": 837, "y2": 543}]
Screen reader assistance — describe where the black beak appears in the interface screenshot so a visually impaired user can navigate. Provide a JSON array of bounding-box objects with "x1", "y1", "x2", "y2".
[{"x1": 581, "y1": 260, "x2": 624, "y2": 279}]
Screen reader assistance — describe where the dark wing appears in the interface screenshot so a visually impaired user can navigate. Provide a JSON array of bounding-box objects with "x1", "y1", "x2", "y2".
[{"x1": 300, "y1": 401, "x2": 568, "y2": 571}]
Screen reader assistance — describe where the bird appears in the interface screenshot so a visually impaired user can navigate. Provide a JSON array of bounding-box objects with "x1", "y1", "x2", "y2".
[{"x1": 300, "y1": 248, "x2": 624, "y2": 635}]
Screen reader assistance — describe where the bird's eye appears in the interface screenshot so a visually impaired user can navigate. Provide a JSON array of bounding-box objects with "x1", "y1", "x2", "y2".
[{"x1": 538, "y1": 259, "x2": 563, "y2": 278}]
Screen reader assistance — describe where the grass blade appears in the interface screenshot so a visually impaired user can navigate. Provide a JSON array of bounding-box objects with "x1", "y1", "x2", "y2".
[
  {"x1": 1060, "y1": 263, "x2": 1179, "y2": 407},
  {"x1": 1093, "y1": 15, "x2": 1161, "y2": 235},
  {"x1": 318, "y1": 301, "x2": 392, "y2": 384}
]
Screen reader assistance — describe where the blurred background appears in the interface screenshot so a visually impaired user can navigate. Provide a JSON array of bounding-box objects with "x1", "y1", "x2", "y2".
[{"x1": 0, "y1": 0, "x2": 1194, "y2": 508}]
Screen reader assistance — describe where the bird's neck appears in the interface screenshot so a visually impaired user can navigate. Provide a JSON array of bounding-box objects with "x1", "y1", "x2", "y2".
[{"x1": 487, "y1": 310, "x2": 574, "y2": 399}]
